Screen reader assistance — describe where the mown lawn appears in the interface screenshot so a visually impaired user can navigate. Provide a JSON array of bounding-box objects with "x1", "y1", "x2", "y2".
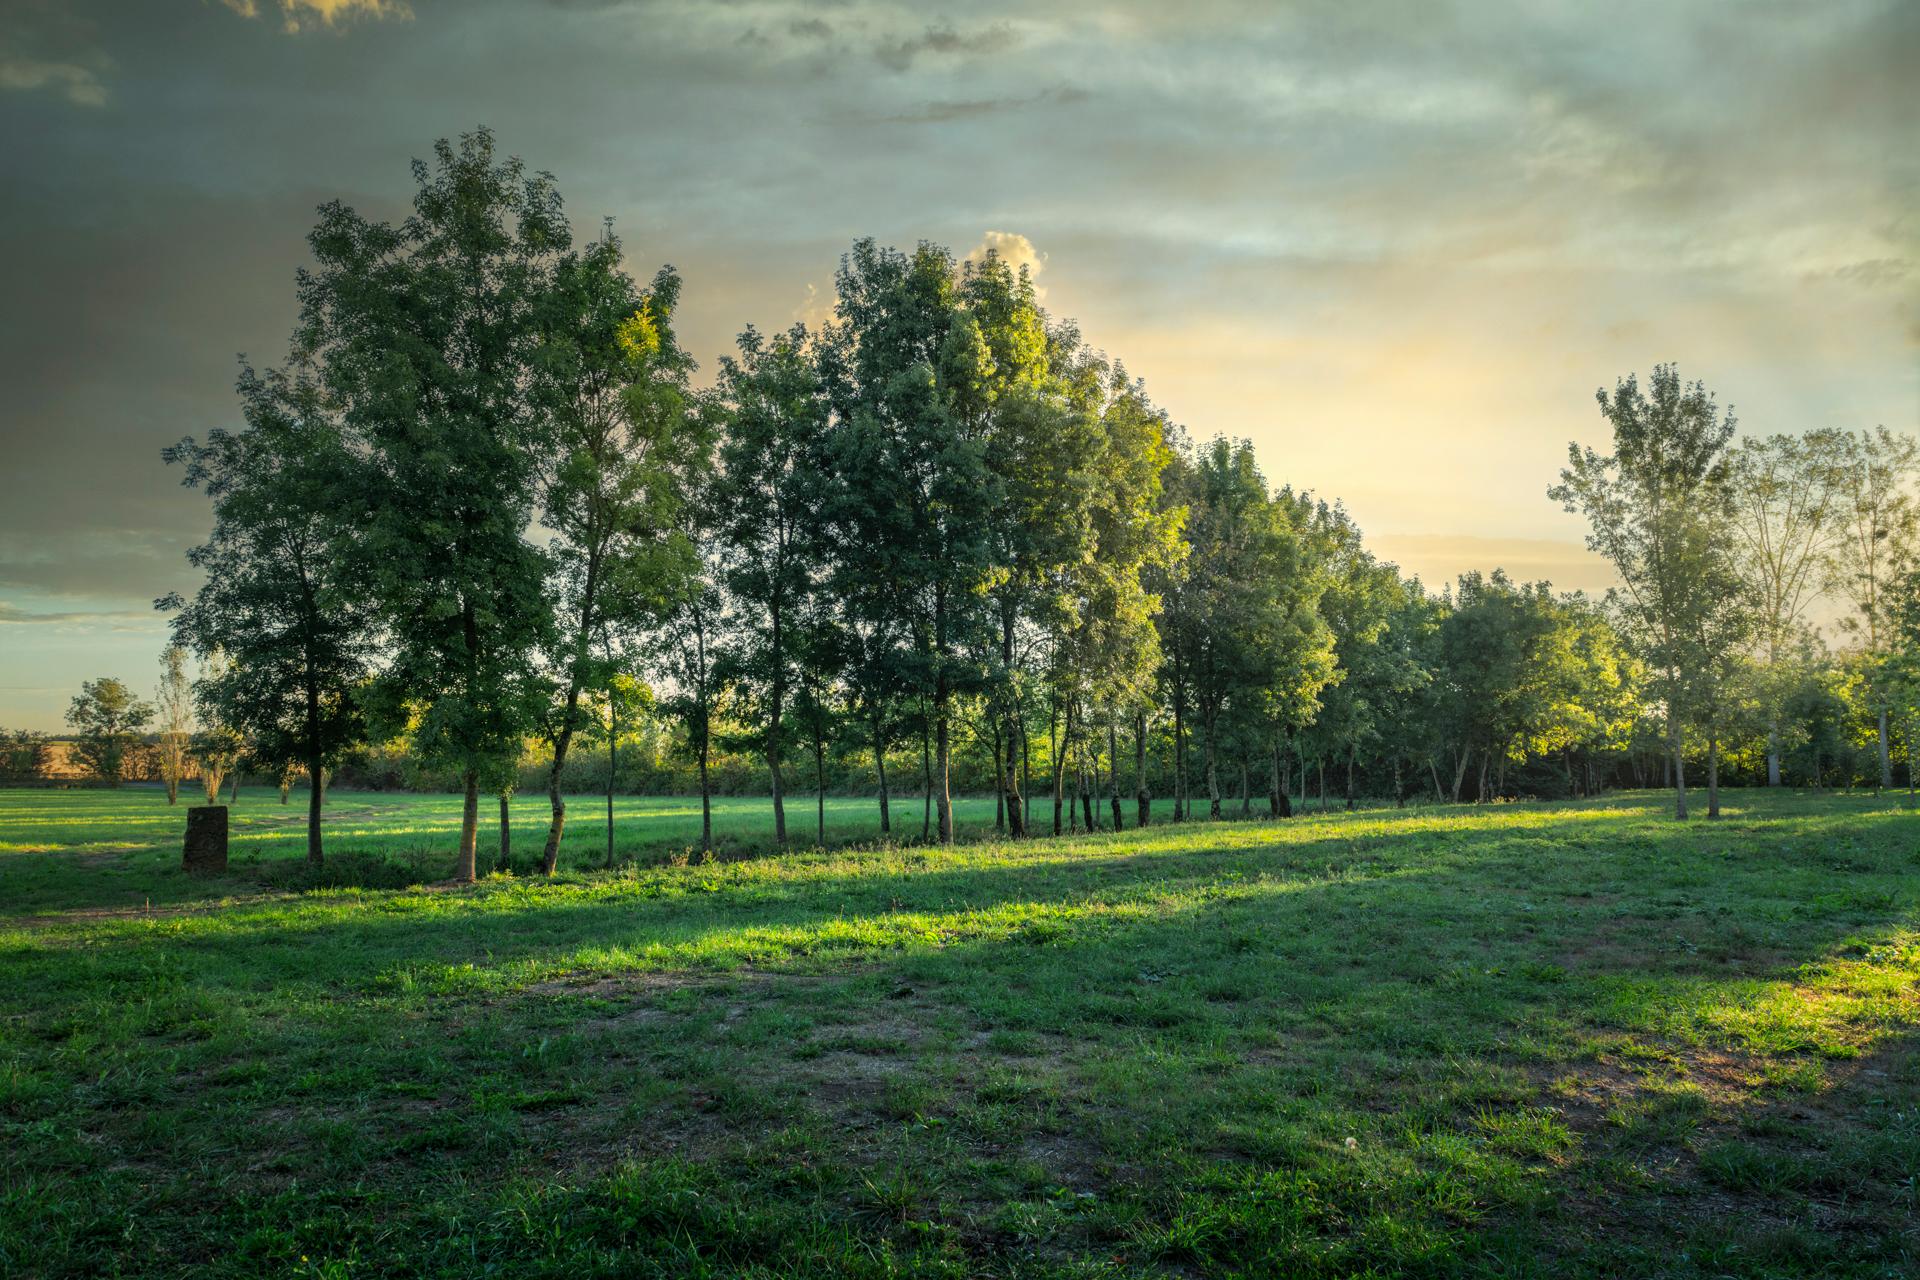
[{"x1": 1, "y1": 788, "x2": 1916, "y2": 1278}]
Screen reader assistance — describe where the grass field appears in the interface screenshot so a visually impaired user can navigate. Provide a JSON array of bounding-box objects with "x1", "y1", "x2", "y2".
[{"x1": 1, "y1": 788, "x2": 1916, "y2": 1277}]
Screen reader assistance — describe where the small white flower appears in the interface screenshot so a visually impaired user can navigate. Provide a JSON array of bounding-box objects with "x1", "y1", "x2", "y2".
[{"x1": 1344, "y1": 1136, "x2": 1359, "y2": 1151}]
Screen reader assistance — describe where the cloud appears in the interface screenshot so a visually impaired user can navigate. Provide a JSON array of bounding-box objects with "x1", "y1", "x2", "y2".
[
  {"x1": 0, "y1": 1, "x2": 111, "y2": 106},
  {"x1": 0, "y1": 602, "x2": 159, "y2": 630},
  {"x1": 221, "y1": 0, "x2": 412, "y2": 33},
  {"x1": 0, "y1": 56, "x2": 107, "y2": 107},
  {"x1": 967, "y1": 231, "x2": 1047, "y2": 296},
  {"x1": 878, "y1": 85, "x2": 1086, "y2": 124},
  {"x1": 875, "y1": 21, "x2": 1018, "y2": 72}
]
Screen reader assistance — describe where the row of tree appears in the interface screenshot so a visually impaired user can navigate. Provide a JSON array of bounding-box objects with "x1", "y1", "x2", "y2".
[{"x1": 145, "y1": 129, "x2": 1919, "y2": 877}]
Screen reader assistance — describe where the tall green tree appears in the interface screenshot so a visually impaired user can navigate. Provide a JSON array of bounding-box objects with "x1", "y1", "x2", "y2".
[
  {"x1": 154, "y1": 644, "x2": 193, "y2": 806},
  {"x1": 66, "y1": 678, "x2": 152, "y2": 787},
  {"x1": 532, "y1": 242, "x2": 704, "y2": 874},
  {"x1": 296, "y1": 128, "x2": 563, "y2": 880},
  {"x1": 1726, "y1": 430, "x2": 1846, "y2": 785},
  {"x1": 824, "y1": 240, "x2": 997, "y2": 843},
  {"x1": 1825, "y1": 426, "x2": 1918, "y2": 790},
  {"x1": 1551, "y1": 365, "x2": 1746, "y2": 818},
  {"x1": 162, "y1": 364, "x2": 371, "y2": 864},
  {"x1": 709, "y1": 323, "x2": 832, "y2": 848}
]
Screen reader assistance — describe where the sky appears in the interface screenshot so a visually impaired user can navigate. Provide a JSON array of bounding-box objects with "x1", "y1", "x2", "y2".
[{"x1": 1, "y1": 0, "x2": 1914, "y2": 731}]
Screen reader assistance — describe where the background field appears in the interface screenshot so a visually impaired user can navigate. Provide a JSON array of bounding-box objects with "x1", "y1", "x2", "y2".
[{"x1": 2, "y1": 789, "x2": 1916, "y2": 1277}]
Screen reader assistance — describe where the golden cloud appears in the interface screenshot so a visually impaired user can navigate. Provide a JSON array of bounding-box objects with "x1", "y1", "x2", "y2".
[{"x1": 222, "y1": 0, "x2": 411, "y2": 34}]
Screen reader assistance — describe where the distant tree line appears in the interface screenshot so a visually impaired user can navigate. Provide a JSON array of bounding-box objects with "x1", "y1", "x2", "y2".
[{"x1": 20, "y1": 129, "x2": 1906, "y2": 873}]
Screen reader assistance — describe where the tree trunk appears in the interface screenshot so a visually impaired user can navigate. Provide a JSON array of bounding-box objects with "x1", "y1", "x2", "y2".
[
  {"x1": 606, "y1": 702, "x2": 618, "y2": 870},
  {"x1": 1203, "y1": 708, "x2": 1222, "y2": 819},
  {"x1": 1172, "y1": 687, "x2": 1188, "y2": 822},
  {"x1": 698, "y1": 736, "x2": 712, "y2": 854},
  {"x1": 1766, "y1": 716, "x2": 1782, "y2": 788},
  {"x1": 872, "y1": 710, "x2": 891, "y2": 837},
  {"x1": 1268, "y1": 736, "x2": 1282, "y2": 817},
  {"x1": 1706, "y1": 733, "x2": 1721, "y2": 820},
  {"x1": 542, "y1": 684, "x2": 582, "y2": 875},
  {"x1": 1135, "y1": 711, "x2": 1151, "y2": 828},
  {"x1": 456, "y1": 770, "x2": 479, "y2": 883},
  {"x1": 1021, "y1": 725, "x2": 1032, "y2": 833},
  {"x1": 920, "y1": 708, "x2": 932, "y2": 841},
  {"x1": 1345, "y1": 744, "x2": 1356, "y2": 811},
  {"x1": 1108, "y1": 718, "x2": 1124, "y2": 832},
  {"x1": 992, "y1": 723, "x2": 1006, "y2": 834},
  {"x1": 934, "y1": 682, "x2": 954, "y2": 844},
  {"x1": 1051, "y1": 699, "x2": 1068, "y2": 836},
  {"x1": 498, "y1": 792, "x2": 512, "y2": 872},
  {"x1": 306, "y1": 753, "x2": 324, "y2": 867},
  {"x1": 1000, "y1": 606, "x2": 1025, "y2": 838},
  {"x1": 1239, "y1": 761, "x2": 1251, "y2": 817},
  {"x1": 229, "y1": 772, "x2": 240, "y2": 804},
  {"x1": 1878, "y1": 707, "x2": 1892, "y2": 791},
  {"x1": 812, "y1": 726, "x2": 827, "y2": 846},
  {"x1": 1671, "y1": 733, "x2": 1689, "y2": 820}
]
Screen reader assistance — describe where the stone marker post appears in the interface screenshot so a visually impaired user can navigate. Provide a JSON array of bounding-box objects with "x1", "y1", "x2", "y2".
[{"x1": 183, "y1": 805, "x2": 228, "y2": 874}]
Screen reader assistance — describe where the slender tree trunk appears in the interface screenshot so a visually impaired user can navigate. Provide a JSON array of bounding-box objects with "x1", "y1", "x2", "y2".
[
  {"x1": 698, "y1": 734, "x2": 712, "y2": 854},
  {"x1": 607, "y1": 692, "x2": 618, "y2": 870},
  {"x1": 1239, "y1": 761, "x2": 1250, "y2": 817},
  {"x1": 1878, "y1": 708, "x2": 1892, "y2": 791},
  {"x1": 1706, "y1": 733, "x2": 1721, "y2": 820},
  {"x1": 934, "y1": 681, "x2": 954, "y2": 844},
  {"x1": 306, "y1": 754, "x2": 324, "y2": 867},
  {"x1": 1022, "y1": 728, "x2": 1033, "y2": 831},
  {"x1": 1135, "y1": 711, "x2": 1151, "y2": 828},
  {"x1": 872, "y1": 710, "x2": 891, "y2": 837},
  {"x1": 1318, "y1": 759, "x2": 1327, "y2": 812},
  {"x1": 543, "y1": 691, "x2": 581, "y2": 875},
  {"x1": 1051, "y1": 698, "x2": 1067, "y2": 836},
  {"x1": 1766, "y1": 715, "x2": 1782, "y2": 788},
  {"x1": 1108, "y1": 718, "x2": 1124, "y2": 831},
  {"x1": 229, "y1": 772, "x2": 239, "y2": 804},
  {"x1": 993, "y1": 723, "x2": 1006, "y2": 834},
  {"x1": 1172, "y1": 686, "x2": 1188, "y2": 821},
  {"x1": 920, "y1": 706, "x2": 932, "y2": 841},
  {"x1": 1451, "y1": 750, "x2": 1470, "y2": 803},
  {"x1": 456, "y1": 770, "x2": 479, "y2": 883},
  {"x1": 1204, "y1": 708, "x2": 1222, "y2": 819},
  {"x1": 498, "y1": 792, "x2": 512, "y2": 872},
  {"x1": 1000, "y1": 606, "x2": 1025, "y2": 838},
  {"x1": 1269, "y1": 736, "x2": 1282, "y2": 817},
  {"x1": 1345, "y1": 744, "x2": 1356, "y2": 811},
  {"x1": 812, "y1": 728, "x2": 827, "y2": 847},
  {"x1": 1671, "y1": 725, "x2": 1689, "y2": 820}
]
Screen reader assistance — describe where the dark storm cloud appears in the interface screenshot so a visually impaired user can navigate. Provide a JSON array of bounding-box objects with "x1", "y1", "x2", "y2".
[{"x1": 0, "y1": 0, "x2": 1914, "y2": 727}]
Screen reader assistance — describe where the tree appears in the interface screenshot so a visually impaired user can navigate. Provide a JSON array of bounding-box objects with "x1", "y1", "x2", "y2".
[
  {"x1": 67, "y1": 678, "x2": 152, "y2": 786},
  {"x1": 823, "y1": 239, "x2": 999, "y2": 844},
  {"x1": 1825, "y1": 426, "x2": 1918, "y2": 790},
  {"x1": 651, "y1": 513, "x2": 723, "y2": 854},
  {"x1": 1550, "y1": 365, "x2": 1746, "y2": 819},
  {"x1": 1726, "y1": 431, "x2": 1846, "y2": 785},
  {"x1": 188, "y1": 651, "x2": 244, "y2": 805},
  {"x1": 532, "y1": 241, "x2": 704, "y2": 875},
  {"x1": 1163, "y1": 439, "x2": 1332, "y2": 820},
  {"x1": 1, "y1": 729, "x2": 50, "y2": 783},
  {"x1": 297, "y1": 129, "x2": 564, "y2": 881},
  {"x1": 709, "y1": 323, "x2": 831, "y2": 849},
  {"x1": 154, "y1": 645, "x2": 193, "y2": 805},
  {"x1": 162, "y1": 364, "x2": 372, "y2": 865}
]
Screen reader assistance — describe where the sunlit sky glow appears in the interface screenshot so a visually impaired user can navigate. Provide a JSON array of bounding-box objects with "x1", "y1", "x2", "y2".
[{"x1": 1, "y1": 0, "x2": 1914, "y2": 729}]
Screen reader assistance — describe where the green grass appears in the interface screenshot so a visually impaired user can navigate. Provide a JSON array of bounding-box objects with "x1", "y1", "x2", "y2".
[{"x1": 1, "y1": 788, "x2": 1916, "y2": 1277}]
